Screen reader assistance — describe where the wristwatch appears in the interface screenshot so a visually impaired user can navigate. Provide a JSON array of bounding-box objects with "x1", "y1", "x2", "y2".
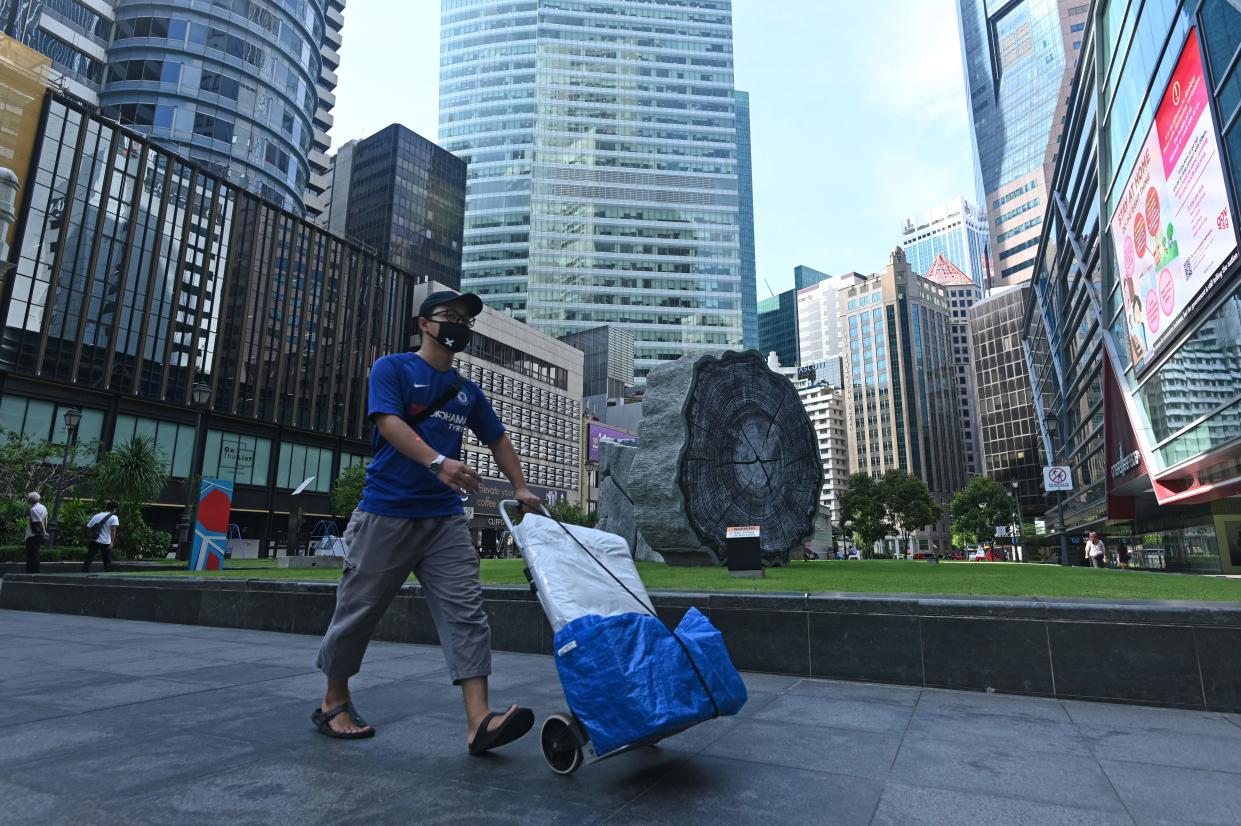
[{"x1": 427, "y1": 454, "x2": 447, "y2": 474}]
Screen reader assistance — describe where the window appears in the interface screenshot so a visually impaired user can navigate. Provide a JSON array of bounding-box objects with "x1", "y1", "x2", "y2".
[
  {"x1": 113, "y1": 415, "x2": 195, "y2": 477},
  {"x1": 0, "y1": 395, "x2": 104, "y2": 465},
  {"x1": 193, "y1": 112, "x2": 235, "y2": 143},
  {"x1": 200, "y1": 71, "x2": 240, "y2": 100},
  {"x1": 203, "y1": 431, "x2": 271, "y2": 486},
  {"x1": 276, "y1": 443, "x2": 334, "y2": 492}
]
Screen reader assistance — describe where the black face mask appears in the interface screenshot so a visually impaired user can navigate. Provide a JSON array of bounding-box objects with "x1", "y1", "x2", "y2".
[{"x1": 431, "y1": 321, "x2": 472, "y2": 353}]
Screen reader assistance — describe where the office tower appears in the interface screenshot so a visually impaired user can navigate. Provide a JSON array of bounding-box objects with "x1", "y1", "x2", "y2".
[
  {"x1": 560, "y1": 325, "x2": 636, "y2": 400},
  {"x1": 840, "y1": 248, "x2": 964, "y2": 553},
  {"x1": 735, "y1": 90, "x2": 758, "y2": 350},
  {"x1": 2, "y1": 0, "x2": 336, "y2": 214},
  {"x1": 797, "y1": 271, "x2": 866, "y2": 365},
  {"x1": 971, "y1": 284, "x2": 1042, "y2": 504},
  {"x1": 958, "y1": 0, "x2": 1086, "y2": 287},
  {"x1": 340, "y1": 124, "x2": 466, "y2": 288},
  {"x1": 900, "y1": 197, "x2": 991, "y2": 290},
  {"x1": 758, "y1": 264, "x2": 832, "y2": 367},
  {"x1": 439, "y1": 0, "x2": 744, "y2": 378},
  {"x1": 1024, "y1": 1, "x2": 1241, "y2": 573},
  {"x1": 305, "y1": 0, "x2": 344, "y2": 218},
  {"x1": 798, "y1": 379, "x2": 848, "y2": 525},
  {"x1": 924, "y1": 254, "x2": 983, "y2": 478}
]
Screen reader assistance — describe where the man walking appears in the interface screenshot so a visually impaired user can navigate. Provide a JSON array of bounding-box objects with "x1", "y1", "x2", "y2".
[
  {"x1": 24, "y1": 492, "x2": 47, "y2": 573},
  {"x1": 82, "y1": 500, "x2": 120, "y2": 572},
  {"x1": 314, "y1": 289, "x2": 540, "y2": 755}
]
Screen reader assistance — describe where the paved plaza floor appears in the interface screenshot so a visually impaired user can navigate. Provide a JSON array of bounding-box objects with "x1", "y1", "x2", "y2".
[{"x1": 2, "y1": 609, "x2": 1240, "y2": 825}]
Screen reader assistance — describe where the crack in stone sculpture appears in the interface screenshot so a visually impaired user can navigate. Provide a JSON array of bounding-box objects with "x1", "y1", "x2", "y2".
[{"x1": 604, "y1": 350, "x2": 822, "y2": 566}]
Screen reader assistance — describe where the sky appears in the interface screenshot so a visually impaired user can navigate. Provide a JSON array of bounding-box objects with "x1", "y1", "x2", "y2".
[{"x1": 329, "y1": 0, "x2": 977, "y2": 299}]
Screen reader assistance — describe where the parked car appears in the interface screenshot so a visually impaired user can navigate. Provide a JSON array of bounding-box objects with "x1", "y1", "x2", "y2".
[{"x1": 970, "y1": 548, "x2": 999, "y2": 561}]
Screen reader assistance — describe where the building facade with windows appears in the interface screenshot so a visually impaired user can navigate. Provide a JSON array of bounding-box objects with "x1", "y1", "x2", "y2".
[
  {"x1": 796, "y1": 270, "x2": 865, "y2": 365},
  {"x1": 439, "y1": 0, "x2": 745, "y2": 378},
  {"x1": 1, "y1": 92, "x2": 421, "y2": 548},
  {"x1": 559, "y1": 324, "x2": 635, "y2": 399},
  {"x1": 924, "y1": 254, "x2": 984, "y2": 479},
  {"x1": 2, "y1": 0, "x2": 339, "y2": 215},
  {"x1": 958, "y1": 0, "x2": 1088, "y2": 288},
  {"x1": 972, "y1": 284, "x2": 1046, "y2": 512},
  {"x1": 840, "y1": 248, "x2": 965, "y2": 553},
  {"x1": 336, "y1": 123, "x2": 466, "y2": 289},
  {"x1": 900, "y1": 197, "x2": 991, "y2": 290},
  {"x1": 735, "y1": 89, "x2": 758, "y2": 350},
  {"x1": 798, "y1": 379, "x2": 848, "y2": 526},
  {"x1": 1023, "y1": 0, "x2": 1241, "y2": 572}
]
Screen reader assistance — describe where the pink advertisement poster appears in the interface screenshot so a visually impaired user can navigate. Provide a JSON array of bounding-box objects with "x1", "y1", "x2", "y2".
[{"x1": 1109, "y1": 29, "x2": 1237, "y2": 370}]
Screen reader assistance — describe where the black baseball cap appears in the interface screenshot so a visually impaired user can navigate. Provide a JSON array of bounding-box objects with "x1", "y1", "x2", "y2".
[{"x1": 418, "y1": 289, "x2": 483, "y2": 319}]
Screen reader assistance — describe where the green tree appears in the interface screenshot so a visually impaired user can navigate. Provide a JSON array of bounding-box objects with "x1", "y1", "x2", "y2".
[
  {"x1": 95, "y1": 435, "x2": 170, "y2": 556},
  {"x1": 949, "y1": 477, "x2": 1018, "y2": 546},
  {"x1": 879, "y1": 470, "x2": 943, "y2": 560},
  {"x1": 0, "y1": 431, "x2": 99, "y2": 543},
  {"x1": 547, "y1": 499, "x2": 597, "y2": 527},
  {"x1": 838, "y1": 473, "x2": 891, "y2": 557},
  {"x1": 331, "y1": 463, "x2": 367, "y2": 517}
]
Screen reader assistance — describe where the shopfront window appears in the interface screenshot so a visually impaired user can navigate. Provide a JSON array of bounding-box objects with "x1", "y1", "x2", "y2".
[
  {"x1": 276, "y1": 442, "x2": 333, "y2": 492},
  {"x1": 203, "y1": 430, "x2": 271, "y2": 486},
  {"x1": 0, "y1": 395, "x2": 104, "y2": 464},
  {"x1": 113, "y1": 414, "x2": 195, "y2": 477}
]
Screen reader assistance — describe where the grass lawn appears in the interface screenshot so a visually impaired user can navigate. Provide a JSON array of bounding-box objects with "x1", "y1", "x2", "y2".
[{"x1": 125, "y1": 558, "x2": 1241, "y2": 602}]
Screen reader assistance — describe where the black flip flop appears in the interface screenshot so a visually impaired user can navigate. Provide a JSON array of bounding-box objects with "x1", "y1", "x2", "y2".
[
  {"x1": 312, "y1": 702, "x2": 375, "y2": 739},
  {"x1": 468, "y1": 705, "x2": 534, "y2": 755}
]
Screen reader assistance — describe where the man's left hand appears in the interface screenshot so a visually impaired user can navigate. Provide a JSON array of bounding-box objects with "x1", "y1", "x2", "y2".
[{"x1": 514, "y1": 488, "x2": 542, "y2": 513}]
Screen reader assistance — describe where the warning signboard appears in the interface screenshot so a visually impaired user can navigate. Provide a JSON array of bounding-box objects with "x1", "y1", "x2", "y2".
[{"x1": 1043, "y1": 466, "x2": 1073, "y2": 492}]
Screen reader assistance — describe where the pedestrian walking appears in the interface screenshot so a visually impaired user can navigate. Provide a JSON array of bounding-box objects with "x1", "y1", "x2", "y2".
[
  {"x1": 313, "y1": 289, "x2": 540, "y2": 755},
  {"x1": 1115, "y1": 540, "x2": 1130, "y2": 570},
  {"x1": 24, "y1": 492, "x2": 47, "y2": 573},
  {"x1": 82, "y1": 500, "x2": 120, "y2": 572},
  {"x1": 1085, "y1": 531, "x2": 1106, "y2": 568}
]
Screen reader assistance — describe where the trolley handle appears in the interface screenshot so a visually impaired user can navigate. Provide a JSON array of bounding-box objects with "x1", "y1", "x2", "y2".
[{"x1": 498, "y1": 498, "x2": 550, "y2": 535}]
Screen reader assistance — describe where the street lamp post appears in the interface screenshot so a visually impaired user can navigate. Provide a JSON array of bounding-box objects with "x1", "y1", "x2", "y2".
[
  {"x1": 46, "y1": 407, "x2": 82, "y2": 551},
  {"x1": 1010, "y1": 481, "x2": 1021, "y2": 562},
  {"x1": 177, "y1": 382, "x2": 212, "y2": 561}
]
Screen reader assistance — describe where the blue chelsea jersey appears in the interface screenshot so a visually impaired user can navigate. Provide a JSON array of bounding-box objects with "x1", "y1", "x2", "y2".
[{"x1": 358, "y1": 353, "x2": 505, "y2": 518}]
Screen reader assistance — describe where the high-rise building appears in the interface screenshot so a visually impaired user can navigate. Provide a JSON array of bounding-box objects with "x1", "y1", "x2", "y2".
[
  {"x1": 1024, "y1": 0, "x2": 1241, "y2": 573},
  {"x1": 797, "y1": 271, "x2": 866, "y2": 365},
  {"x1": 317, "y1": 137, "x2": 355, "y2": 236},
  {"x1": 958, "y1": 0, "x2": 1087, "y2": 288},
  {"x1": 798, "y1": 379, "x2": 848, "y2": 526},
  {"x1": 559, "y1": 325, "x2": 635, "y2": 399},
  {"x1": 925, "y1": 255, "x2": 983, "y2": 478},
  {"x1": 305, "y1": 0, "x2": 344, "y2": 218},
  {"x1": 900, "y1": 197, "x2": 991, "y2": 290},
  {"x1": 972, "y1": 284, "x2": 1045, "y2": 514},
  {"x1": 840, "y1": 248, "x2": 965, "y2": 553},
  {"x1": 2, "y1": 0, "x2": 339, "y2": 214},
  {"x1": 758, "y1": 265, "x2": 832, "y2": 367},
  {"x1": 1, "y1": 0, "x2": 111, "y2": 102},
  {"x1": 338, "y1": 123, "x2": 466, "y2": 288},
  {"x1": 438, "y1": 0, "x2": 744, "y2": 378},
  {"x1": 735, "y1": 89, "x2": 758, "y2": 351}
]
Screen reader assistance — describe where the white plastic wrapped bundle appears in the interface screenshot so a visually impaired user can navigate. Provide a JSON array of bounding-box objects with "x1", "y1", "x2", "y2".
[{"x1": 511, "y1": 514, "x2": 655, "y2": 632}]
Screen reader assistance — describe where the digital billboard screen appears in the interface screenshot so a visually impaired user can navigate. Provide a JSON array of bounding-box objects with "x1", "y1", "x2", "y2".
[
  {"x1": 1110, "y1": 29, "x2": 1238, "y2": 372},
  {"x1": 587, "y1": 423, "x2": 635, "y2": 463}
]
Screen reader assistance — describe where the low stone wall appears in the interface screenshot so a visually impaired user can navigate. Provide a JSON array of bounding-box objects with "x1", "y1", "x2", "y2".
[{"x1": 2, "y1": 574, "x2": 1238, "y2": 712}]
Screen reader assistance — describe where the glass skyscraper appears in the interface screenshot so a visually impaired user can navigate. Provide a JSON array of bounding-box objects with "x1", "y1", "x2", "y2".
[
  {"x1": 438, "y1": 0, "x2": 744, "y2": 378},
  {"x1": 958, "y1": 0, "x2": 1086, "y2": 286},
  {"x1": 900, "y1": 197, "x2": 991, "y2": 291},
  {"x1": 1, "y1": 0, "x2": 340, "y2": 214},
  {"x1": 735, "y1": 89, "x2": 757, "y2": 350}
]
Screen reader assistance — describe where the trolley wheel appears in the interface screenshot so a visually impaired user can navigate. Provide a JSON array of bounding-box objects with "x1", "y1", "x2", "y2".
[{"x1": 541, "y1": 713, "x2": 584, "y2": 775}]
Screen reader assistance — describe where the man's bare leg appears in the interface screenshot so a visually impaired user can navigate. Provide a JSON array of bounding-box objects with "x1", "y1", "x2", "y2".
[{"x1": 460, "y1": 676, "x2": 520, "y2": 745}]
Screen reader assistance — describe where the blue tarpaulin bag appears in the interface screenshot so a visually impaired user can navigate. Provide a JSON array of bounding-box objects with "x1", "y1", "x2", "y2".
[{"x1": 552, "y1": 606, "x2": 747, "y2": 757}]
